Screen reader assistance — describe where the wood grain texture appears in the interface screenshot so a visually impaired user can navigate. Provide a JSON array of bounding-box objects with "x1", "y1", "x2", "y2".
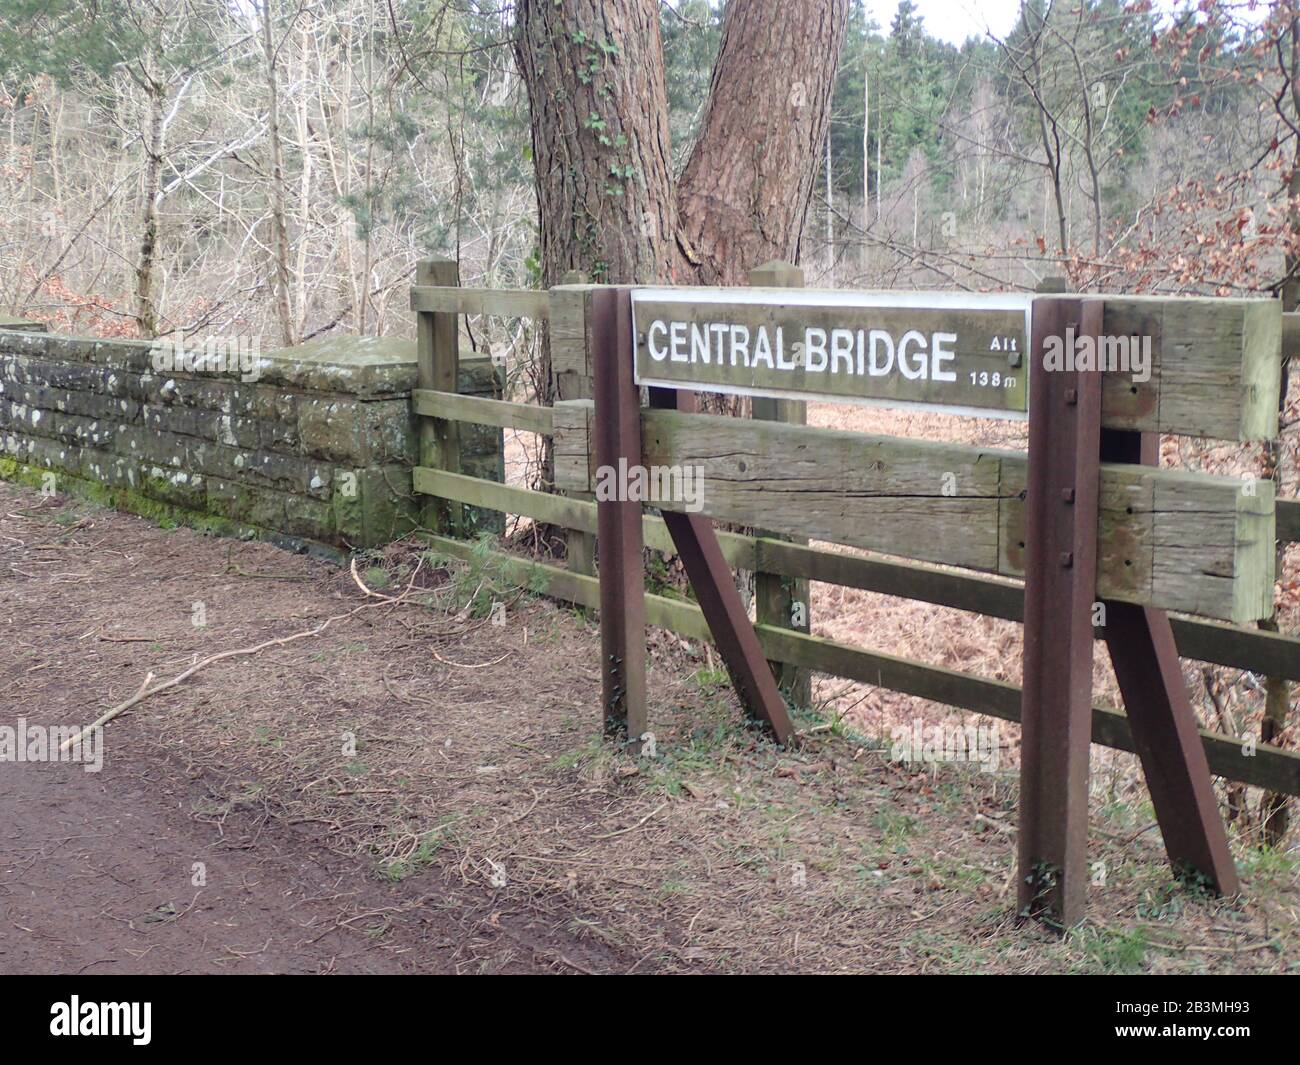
[
  {"x1": 549, "y1": 285, "x2": 594, "y2": 400},
  {"x1": 415, "y1": 260, "x2": 461, "y2": 534},
  {"x1": 749, "y1": 261, "x2": 810, "y2": 707},
  {"x1": 1097, "y1": 296, "x2": 1281, "y2": 440},
  {"x1": 410, "y1": 286, "x2": 550, "y2": 319},
  {"x1": 624, "y1": 290, "x2": 1281, "y2": 438},
  {"x1": 636, "y1": 407, "x2": 1273, "y2": 622},
  {"x1": 642, "y1": 406, "x2": 1005, "y2": 568},
  {"x1": 1277, "y1": 497, "x2": 1300, "y2": 543},
  {"x1": 413, "y1": 467, "x2": 1300, "y2": 677},
  {"x1": 415, "y1": 282, "x2": 1282, "y2": 439},
  {"x1": 412, "y1": 389, "x2": 553, "y2": 436},
  {"x1": 552, "y1": 399, "x2": 594, "y2": 492}
]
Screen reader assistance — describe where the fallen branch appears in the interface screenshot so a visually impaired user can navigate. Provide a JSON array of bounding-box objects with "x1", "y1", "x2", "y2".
[
  {"x1": 61, "y1": 588, "x2": 414, "y2": 753},
  {"x1": 431, "y1": 648, "x2": 513, "y2": 669},
  {"x1": 350, "y1": 556, "x2": 421, "y2": 601}
]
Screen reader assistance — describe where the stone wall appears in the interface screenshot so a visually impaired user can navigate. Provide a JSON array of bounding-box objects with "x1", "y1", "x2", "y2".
[{"x1": 0, "y1": 325, "x2": 502, "y2": 553}]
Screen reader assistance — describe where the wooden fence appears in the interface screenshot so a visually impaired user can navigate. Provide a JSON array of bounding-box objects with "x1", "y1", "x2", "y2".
[
  {"x1": 409, "y1": 261, "x2": 1299, "y2": 923},
  {"x1": 411, "y1": 263, "x2": 1298, "y2": 787}
]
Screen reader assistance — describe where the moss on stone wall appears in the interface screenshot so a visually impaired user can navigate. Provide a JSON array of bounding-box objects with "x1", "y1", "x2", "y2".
[{"x1": 1, "y1": 328, "x2": 504, "y2": 553}]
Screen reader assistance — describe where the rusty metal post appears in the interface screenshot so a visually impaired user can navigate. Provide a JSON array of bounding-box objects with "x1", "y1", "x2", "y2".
[
  {"x1": 1100, "y1": 429, "x2": 1240, "y2": 895},
  {"x1": 1017, "y1": 296, "x2": 1103, "y2": 928},
  {"x1": 591, "y1": 287, "x2": 647, "y2": 745}
]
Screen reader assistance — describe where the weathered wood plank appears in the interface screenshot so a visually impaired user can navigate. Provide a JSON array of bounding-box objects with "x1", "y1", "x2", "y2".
[
  {"x1": 749, "y1": 261, "x2": 811, "y2": 707},
  {"x1": 415, "y1": 466, "x2": 1300, "y2": 677},
  {"x1": 622, "y1": 288, "x2": 1280, "y2": 439},
  {"x1": 554, "y1": 274, "x2": 597, "y2": 581},
  {"x1": 552, "y1": 399, "x2": 594, "y2": 492},
  {"x1": 412, "y1": 389, "x2": 554, "y2": 436},
  {"x1": 758, "y1": 536, "x2": 1300, "y2": 679},
  {"x1": 635, "y1": 407, "x2": 1273, "y2": 622},
  {"x1": 411, "y1": 285, "x2": 550, "y2": 319},
  {"x1": 1000, "y1": 460, "x2": 1276, "y2": 621},
  {"x1": 1278, "y1": 497, "x2": 1300, "y2": 543},
  {"x1": 642, "y1": 407, "x2": 1006, "y2": 570},
  {"x1": 414, "y1": 468, "x2": 590, "y2": 532},
  {"x1": 1283, "y1": 310, "x2": 1300, "y2": 354},
  {"x1": 416, "y1": 260, "x2": 461, "y2": 534},
  {"x1": 549, "y1": 284, "x2": 595, "y2": 401},
  {"x1": 413, "y1": 466, "x2": 754, "y2": 568},
  {"x1": 754, "y1": 623, "x2": 1300, "y2": 798},
  {"x1": 1097, "y1": 296, "x2": 1281, "y2": 440},
  {"x1": 419, "y1": 532, "x2": 1300, "y2": 797}
]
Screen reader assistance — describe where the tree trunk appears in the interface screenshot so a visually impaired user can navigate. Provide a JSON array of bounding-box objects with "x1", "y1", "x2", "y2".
[
  {"x1": 516, "y1": 0, "x2": 848, "y2": 290},
  {"x1": 261, "y1": 0, "x2": 295, "y2": 348},
  {"x1": 134, "y1": 84, "x2": 165, "y2": 338},
  {"x1": 515, "y1": 0, "x2": 847, "y2": 543},
  {"x1": 676, "y1": 0, "x2": 848, "y2": 285},
  {"x1": 514, "y1": 0, "x2": 678, "y2": 293}
]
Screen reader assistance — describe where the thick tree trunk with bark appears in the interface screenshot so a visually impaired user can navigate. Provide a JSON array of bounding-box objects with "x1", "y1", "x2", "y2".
[
  {"x1": 677, "y1": 0, "x2": 848, "y2": 284},
  {"x1": 514, "y1": 0, "x2": 678, "y2": 288},
  {"x1": 515, "y1": 0, "x2": 849, "y2": 295}
]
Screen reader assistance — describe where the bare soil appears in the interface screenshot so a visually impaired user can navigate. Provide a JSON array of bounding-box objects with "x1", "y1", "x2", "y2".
[{"x1": 1, "y1": 479, "x2": 1297, "y2": 974}]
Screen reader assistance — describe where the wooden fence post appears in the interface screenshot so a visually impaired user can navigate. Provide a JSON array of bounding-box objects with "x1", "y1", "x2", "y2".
[
  {"x1": 1018, "y1": 280, "x2": 1239, "y2": 924},
  {"x1": 560, "y1": 270, "x2": 595, "y2": 582},
  {"x1": 416, "y1": 258, "x2": 462, "y2": 535},
  {"x1": 748, "y1": 260, "x2": 811, "y2": 710}
]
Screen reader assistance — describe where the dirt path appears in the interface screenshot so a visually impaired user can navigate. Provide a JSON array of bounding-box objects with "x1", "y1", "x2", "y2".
[
  {"x1": 1, "y1": 480, "x2": 1296, "y2": 974},
  {"x1": 0, "y1": 483, "x2": 634, "y2": 974},
  {"x1": 4, "y1": 753, "x2": 407, "y2": 973}
]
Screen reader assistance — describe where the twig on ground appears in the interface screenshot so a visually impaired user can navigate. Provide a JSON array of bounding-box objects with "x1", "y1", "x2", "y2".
[
  {"x1": 591, "y1": 803, "x2": 668, "y2": 841},
  {"x1": 60, "y1": 590, "x2": 416, "y2": 752},
  {"x1": 431, "y1": 648, "x2": 513, "y2": 669}
]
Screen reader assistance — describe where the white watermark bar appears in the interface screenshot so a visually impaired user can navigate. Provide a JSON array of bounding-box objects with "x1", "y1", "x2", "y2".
[
  {"x1": 149, "y1": 331, "x2": 262, "y2": 382},
  {"x1": 0, "y1": 718, "x2": 103, "y2": 772}
]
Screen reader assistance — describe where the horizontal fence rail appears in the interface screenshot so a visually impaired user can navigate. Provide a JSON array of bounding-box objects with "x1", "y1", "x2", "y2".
[
  {"x1": 417, "y1": 392, "x2": 1300, "y2": 671},
  {"x1": 412, "y1": 389, "x2": 555, "y2": 436},
  {"x1": 409, "y1": 276, "x2": 1300, "y2": 799},
  {"x1": 422, "y1": 529, "x2": 1300, "y2": 798},
  {"x1": 410, "y1": 286, "x2": 551, "y2": 319},
  {"x1": 414, "y1": 464, "x2": 1300, "y2": 683},
  {"x1": 553, "y1": 403, "x2": 1276, "y2": 624}
]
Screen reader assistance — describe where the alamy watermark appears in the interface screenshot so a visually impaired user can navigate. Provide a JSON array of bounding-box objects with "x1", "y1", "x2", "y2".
[
  {"x1": 150, "y1": 330, "x2": 262, "y2": 382},
  {"x1": 1043, "y1": 326, "x2": 1151, "y2": 383},
  {"x1": 594, "y1": 457, "x2": 705, "y2": 512},
  {"x1": 888, "y1": 719, "x2": 1002, "y2": 774},
  {"x1": 0, "y1": 718, "x2": 102, "y2": 772},
  {"x1": 50, "y1": 996, "x2": 150, "y2": 1045}
]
